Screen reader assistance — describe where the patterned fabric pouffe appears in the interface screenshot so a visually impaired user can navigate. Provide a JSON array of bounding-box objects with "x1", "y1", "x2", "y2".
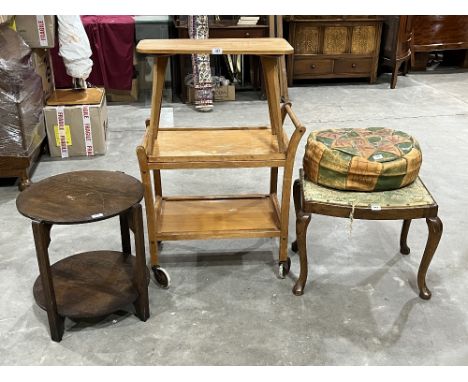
[{"x1": 303, "y1": 127, "x2": 422, "y2": 191}]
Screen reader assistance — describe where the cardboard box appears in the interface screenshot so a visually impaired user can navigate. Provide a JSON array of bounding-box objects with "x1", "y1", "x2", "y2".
[
  {"x1": 187, "y1": 84, "x2": 235, "y2": 103},
  {"x1": 44, "y1": 88, "x2": 108, "y2": 158},
  {"x1": 15, "y1": 15, "x2": 55, "y2": 48},
  {"x1": 31, "y1": 48, "x2": 54, "y2": 100}
]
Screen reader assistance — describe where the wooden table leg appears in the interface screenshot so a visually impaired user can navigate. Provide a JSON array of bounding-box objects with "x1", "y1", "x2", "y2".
[
  {"x1": 120, "y1": 210, "x2": 132, "y2": 256},
  {"x1": 32, "y1": 221, "x2": 64, "y2": 342},
  {"x1": 400, "y1": 219, "x2": 412, "y2": 255},
  {"x1": 130, "y1": 204, "x2": 150, "y2": 321},
  {"x1": 418, "y1": 216, "x2": 443, "y2": 300}
]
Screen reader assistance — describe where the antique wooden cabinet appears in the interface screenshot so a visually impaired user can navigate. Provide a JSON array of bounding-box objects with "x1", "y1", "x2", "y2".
[
  {"x1": 411, "y1": 16, "x2": 468, "y2": 70},
  {"x1": 285, "y1": 16, "x2": 383, "y2": 85},
  {"x1": 380, "y1": 16, "x2": 413, "y2": 88}
]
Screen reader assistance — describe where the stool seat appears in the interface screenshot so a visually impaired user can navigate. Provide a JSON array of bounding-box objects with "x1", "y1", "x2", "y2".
[{"x1": 303, "y1": 176, "x2": 435, "y2": 210}]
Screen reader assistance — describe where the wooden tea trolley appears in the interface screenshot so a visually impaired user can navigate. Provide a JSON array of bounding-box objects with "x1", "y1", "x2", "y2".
[{"x1": 136, "y1": 38, "x2": 305, "y2": 286}]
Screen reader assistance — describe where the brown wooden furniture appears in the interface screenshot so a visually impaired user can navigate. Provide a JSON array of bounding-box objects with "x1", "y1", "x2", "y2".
[
  {"x1": 291, "y1": 170, "x2": 443, "y2": 300},
  {"x1": 0, "y1": 139, "x2": 44, "y2": 191},
  {"x1": 136, "y1": 38, "x2": 305, "y2": 286},
  {"x1": 380, "y1": 16, "x2": 413, "y2": 88},
  {"x1": 285, "y1": 16, "x2": 383, "y2": 85},
  {"x1": 16, "y1": 170, "x2": 150, "y2": 342},
  {"x1": 411, "y1": 16, "x2": 468, "y2": 70}
]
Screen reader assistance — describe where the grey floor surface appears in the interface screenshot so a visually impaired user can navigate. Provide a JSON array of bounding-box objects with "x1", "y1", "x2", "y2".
[{"x1": 1, "y1": 71, "x2": 467, "y2": 365}]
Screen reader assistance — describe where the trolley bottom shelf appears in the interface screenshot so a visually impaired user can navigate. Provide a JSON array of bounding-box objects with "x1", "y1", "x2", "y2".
[{"x1": 155, "y1": 194, "x2": 282, "y2": 241}]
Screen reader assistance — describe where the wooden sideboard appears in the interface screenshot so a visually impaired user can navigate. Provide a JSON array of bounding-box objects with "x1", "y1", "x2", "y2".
[
  {"x1": 380, "y1": 16, "x2": 413, "y2": 88},
  {"x1": 285, "y1": 16, "x2": 383, "y2": 85},
  {"x1": 411, "y1": 16, "x2": 468, "y2": 70}
]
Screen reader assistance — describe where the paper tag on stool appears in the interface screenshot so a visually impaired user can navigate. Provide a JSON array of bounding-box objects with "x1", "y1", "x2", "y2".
[{"x1": 370, "y1": 204, "x2": 381, "y2": 211}]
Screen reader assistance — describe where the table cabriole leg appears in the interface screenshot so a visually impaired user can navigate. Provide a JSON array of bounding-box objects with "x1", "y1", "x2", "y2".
[
  {"x1": 130, "y1": 204, "x2": 150, "y2": 321},
  {"x1": 418, "y1": 216, "x2": 443, "y2": 300},
  {"x1": 32, "y1": 221, "x2": 64, "y2": 342},
  {"x1": 400, "y1": 219, "x2": 412, "y2": 255}
]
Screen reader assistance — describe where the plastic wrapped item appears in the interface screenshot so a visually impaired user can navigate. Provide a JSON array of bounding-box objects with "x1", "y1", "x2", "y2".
[
  {"x1": 0, "y1": 15, "x2": 12, "y2": 26},
  {"x1": 0, "y1": 25, "x2": 46, "y2": 157},
  {"x1": 57, "y1": 15, "x2": 93, "y2": 83}
]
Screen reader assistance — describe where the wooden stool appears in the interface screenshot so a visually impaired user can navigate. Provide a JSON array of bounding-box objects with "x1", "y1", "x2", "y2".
[
  {"x1": 16, "y1": 170, "x2": 150, "y2": 342},
  {"x1": 292, "y1": 170, "x2": 443, "y2": 300}
]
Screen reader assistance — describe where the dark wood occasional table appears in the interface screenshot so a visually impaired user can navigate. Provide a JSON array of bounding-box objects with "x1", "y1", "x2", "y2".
[
  {"x1": 16, "y1": 170, "x2": 150, "y2": 342},
  {"x1": 291, "y1": 170, "x2": 443, "y2": 300}
]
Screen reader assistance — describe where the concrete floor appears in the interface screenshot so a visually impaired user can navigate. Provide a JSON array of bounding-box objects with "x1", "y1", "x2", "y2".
[{"x1": 1, "y1": 71, "x2": 468, "y2": 365}]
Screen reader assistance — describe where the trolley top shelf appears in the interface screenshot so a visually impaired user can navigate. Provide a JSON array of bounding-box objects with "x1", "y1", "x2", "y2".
[{"x1": 136, "y1": 38, "x2": 294, "y2": 55}]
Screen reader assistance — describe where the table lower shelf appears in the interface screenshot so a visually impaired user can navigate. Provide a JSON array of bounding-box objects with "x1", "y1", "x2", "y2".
[
  {"x1": 155, "y1": 194, "x2": 282, "y2": 240},
  {"x1": 33, "y1": 251, "x2": 149, "y2": 319}
]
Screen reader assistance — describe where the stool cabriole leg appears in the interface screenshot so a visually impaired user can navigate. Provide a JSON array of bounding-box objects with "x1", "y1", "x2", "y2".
[
  {"x1": 293, "y1": 212, "x2": 311, "y2": 296},
  {"x1": 400, "y1": 219, "x2": 412, "y2": 255},
  {"x1": 291, "y1": 179, "x2": 302, "y2": 253},
  {"x1": 32, "y1": 221, "x2": 64, "y2": 342},
  {"x1": 418, "y1": 216, "x2": 443, "y2": 300},
  {"x1": 292, "y1": 179, "x2": 311, "y2": 296}
]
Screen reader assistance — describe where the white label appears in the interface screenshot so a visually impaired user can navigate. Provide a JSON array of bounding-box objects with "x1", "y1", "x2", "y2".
[
  {"x1": 56, "y1": 106, "x2": 69, "y2": 158},
  {"x1": 81, "y1": 105, "x2": 94, "y2": 156},
  {"x1": 373, "y1": 154, "x2": 383, "y2": 160},
  {"x1": 370, "y1": 204, "x2": 381, "y2": 211},
  {"x1": 36, "y1": 15, "x2": 48, "y2": 47},
  {"x1": 211, "y1": 47, "x2": 223, "y2": 55},
  {"x1": 91, "y1": 213, "x2": 104, "y2": 219}
]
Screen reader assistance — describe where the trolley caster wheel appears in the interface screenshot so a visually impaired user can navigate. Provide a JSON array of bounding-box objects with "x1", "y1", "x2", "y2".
[
  {"x1": 278, "y1": 257, "x2": 291, "y2": 279},
  {"x1": 291, "y1": 240, "x2": 298, "y2": 253},
  {"x1": 152, "y1": 266, "x2": 171, "y2": 288}
]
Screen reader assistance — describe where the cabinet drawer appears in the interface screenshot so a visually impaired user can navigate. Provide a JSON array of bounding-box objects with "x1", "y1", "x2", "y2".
[
  {"x1": 210, "y1": 28, "x2": 268, "y2": 38},
  {"x1": 294, "y1": 59, "x2": 333, "y2": 75},
  {"x1": 333, "y1": 58, "x2": 373, "y2": 73}
]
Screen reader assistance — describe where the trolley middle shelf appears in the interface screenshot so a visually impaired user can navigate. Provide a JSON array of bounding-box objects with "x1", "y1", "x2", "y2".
[
  {"x1": 155, "y1": 194, "x2": 282, "y2": 241},
  {"x1": 143, "y1": 125, "x2": 289, "y2": 169}
]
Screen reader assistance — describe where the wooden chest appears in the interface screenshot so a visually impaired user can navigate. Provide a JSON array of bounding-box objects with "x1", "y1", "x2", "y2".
[{"x1": 286, "y1": 16, "x2": 383, "y2": 85}]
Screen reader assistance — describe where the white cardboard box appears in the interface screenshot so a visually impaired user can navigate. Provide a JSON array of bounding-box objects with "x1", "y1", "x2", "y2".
[{"x1": 44, "y1": 88, "x2": 108, "y2": 158}]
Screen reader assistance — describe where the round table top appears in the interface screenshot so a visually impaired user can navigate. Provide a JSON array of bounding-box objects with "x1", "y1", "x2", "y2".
[{"x1": 16, "y1": 171, "x2": 144, "y2": 224}]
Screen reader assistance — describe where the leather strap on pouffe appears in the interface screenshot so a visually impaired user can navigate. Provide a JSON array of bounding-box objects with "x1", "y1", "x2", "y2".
[{"x1": 303, "y1": 127, "x2": 422, "y2": 191}]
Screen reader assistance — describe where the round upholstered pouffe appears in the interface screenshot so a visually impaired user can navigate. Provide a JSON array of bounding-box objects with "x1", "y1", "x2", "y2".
[{"x1": 303, "y1": 127, "x2": 422, "y2": 192}]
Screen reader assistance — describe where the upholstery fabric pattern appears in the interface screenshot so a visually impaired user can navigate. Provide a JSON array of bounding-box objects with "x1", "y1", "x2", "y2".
[{"x1": 302, "y1": 173, "x2": 434, "y2": 208}]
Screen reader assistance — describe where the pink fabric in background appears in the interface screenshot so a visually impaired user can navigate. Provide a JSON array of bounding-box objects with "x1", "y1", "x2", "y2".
[{"x1": 51, "y1": 15, "x2": 135, "y2": 90}]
